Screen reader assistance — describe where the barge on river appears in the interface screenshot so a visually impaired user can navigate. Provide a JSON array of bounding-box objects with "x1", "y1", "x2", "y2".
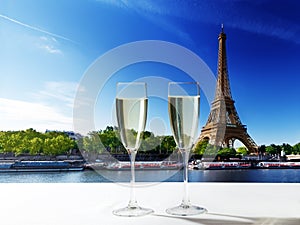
[
  {"x1": 191, "y1": 161, "x2": 252, "y2": 170},
  {"x1": 101, "y1": 161, "x2": 182, "y2": 170},
  {"x1": 0, "y1": 160, "x2": 84, "y2": 172}
]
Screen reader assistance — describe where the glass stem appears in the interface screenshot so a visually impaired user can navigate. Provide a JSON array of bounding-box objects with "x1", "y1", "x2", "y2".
[
  {"x1": 181, "y1": 148, "x2": 190, "y2": 206},
  {"x1": 128, "y1": 150, "x2": 138, "y2": 208}
]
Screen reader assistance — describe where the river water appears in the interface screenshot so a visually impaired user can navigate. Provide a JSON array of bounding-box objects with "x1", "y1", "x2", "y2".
[{"x1": 0, "y1": 169, "x2": 300, "y2": 183}]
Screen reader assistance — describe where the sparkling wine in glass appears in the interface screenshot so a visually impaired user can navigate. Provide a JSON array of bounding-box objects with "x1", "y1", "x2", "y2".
[
  {"x1": 113, "y1": 82, "x2": 154, "y2": 217},
  {"x1": 166, "y1": 82, "x2": 207, "y2": 216}
]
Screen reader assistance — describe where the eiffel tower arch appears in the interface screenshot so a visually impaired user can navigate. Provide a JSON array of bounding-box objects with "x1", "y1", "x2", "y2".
[{"x1": 198, "y1": 27, "x2": 258, "y2": 153}]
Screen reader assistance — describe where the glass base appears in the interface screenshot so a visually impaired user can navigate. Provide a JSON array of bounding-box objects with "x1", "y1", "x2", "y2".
[
  {"x1": 166, "y1": 203, "x2": 207, "y2": 216},
  {"x1": 113, "y1": 205, "x2": 154, "y2": 217}
]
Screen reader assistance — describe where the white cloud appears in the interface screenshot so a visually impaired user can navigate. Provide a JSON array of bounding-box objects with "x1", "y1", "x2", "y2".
[
  {"x1": 0, "y1": 14, "x2": 75, "y2": 43},
  {"x1": 0, "y1": 81, "x2": 80, "y2": 131},
  {"x1": 39, "y1": 45, "x2": 62, "y2": 54},
  {"x1": 37, "y1": 36, "x2": 63, "y2": 54},
  {"x1": 0, "y1": 97, "x2": 72, "y2": 131},
  {"x1": 34, "y1": 81, "x2": 78, "y2": 108}
]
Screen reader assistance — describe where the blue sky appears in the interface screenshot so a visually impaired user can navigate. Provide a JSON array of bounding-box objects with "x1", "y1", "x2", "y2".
[{"x1": 0, "y1": 0, "x2": 299, "y2": 146}]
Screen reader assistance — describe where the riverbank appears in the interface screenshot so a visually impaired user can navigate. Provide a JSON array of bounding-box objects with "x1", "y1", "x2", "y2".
[{"x1": 1, "y1": 152, "x2": 300, "y2": 172}]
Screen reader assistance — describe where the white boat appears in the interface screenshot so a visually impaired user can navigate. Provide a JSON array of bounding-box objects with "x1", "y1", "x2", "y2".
[
  {"x1": 256, "y1": 162, "x2": 300, "y2": 169},
  {"x1": 104, "y1": 161, "x2": 182, "y2": 170},
  {"x1": 190, "y1": 161, "x2": 252, "y2": 170}
]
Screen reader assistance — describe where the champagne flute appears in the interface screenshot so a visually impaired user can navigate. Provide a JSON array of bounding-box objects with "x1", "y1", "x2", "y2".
[
  {"x1": 113, "y1": 82, "x2": 154, "y2": 217},
  {"x1": 166, "y1": 82, "x2": 207, "y2": 216}
]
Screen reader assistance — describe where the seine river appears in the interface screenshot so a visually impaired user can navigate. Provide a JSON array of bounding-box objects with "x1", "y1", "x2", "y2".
[{"x1": 0, "y1": 169, "x2": 300, "y2": 183}]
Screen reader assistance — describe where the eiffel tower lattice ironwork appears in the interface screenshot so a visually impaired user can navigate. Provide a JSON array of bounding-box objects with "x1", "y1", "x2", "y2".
[{"x1": 199, "y1": 27, "x2": 258, "y2": 152}]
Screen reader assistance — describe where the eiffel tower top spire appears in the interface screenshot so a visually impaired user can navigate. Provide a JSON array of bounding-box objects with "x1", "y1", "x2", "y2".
[{"x1": 215, "y1": 24, "x2": 233, "y2": 100}]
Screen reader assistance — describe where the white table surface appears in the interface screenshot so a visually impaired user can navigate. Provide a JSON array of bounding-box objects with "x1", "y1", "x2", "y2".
[{"x1": 0, "y1": 182, "x2": 299, "y2": 225}]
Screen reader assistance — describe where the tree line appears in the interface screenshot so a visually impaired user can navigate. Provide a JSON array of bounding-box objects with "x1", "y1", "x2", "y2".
[
  {"x1": 0, "y1": 128, "x2": 76, "y2": 156},
  {"x1": 194, "y1": 139, "x2": 300, "y2": 159},
  {"x1": 0, "y1": 127, "x2": 177, "y2": 157},
  {"x1": 1, "y1": 127, "x2": 300, "y2": 158},
  {"x1": 79, "y1": 126, "x2": 177, "y2": 155}
]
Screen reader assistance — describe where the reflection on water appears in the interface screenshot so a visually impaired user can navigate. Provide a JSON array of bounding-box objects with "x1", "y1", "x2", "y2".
[{"x1": 0, "y1": 169, "x2": 300, "y2": 183}]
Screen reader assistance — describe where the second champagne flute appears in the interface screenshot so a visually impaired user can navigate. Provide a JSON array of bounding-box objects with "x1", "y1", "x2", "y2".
[
  {"x1": 113, "y1": 82, "x2": 154, "y2": 217},
  {"x1": 166, "y1": 82, "x2": 207, "y2": 216}
]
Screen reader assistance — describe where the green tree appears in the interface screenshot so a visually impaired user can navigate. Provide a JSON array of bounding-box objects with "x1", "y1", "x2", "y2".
[
  {"x1": 99, "y1": 126, "x2": 123, "y2": 153},
  {"x1": 281, "y1": 143, "x2": 293, "y2": 155},
  {"x1": 258, "y1": 145, "x2": 266, "y2": 155},
  {"x1": 57, "y1": 135, "x2": 75, "y2": 155},
  {"x1": 160, "y1": 136, "x2": 176, "y2": 154},
  {"x1": 8, "y1": 133, "x2": 24, "y2": 155},
  {"x1": 43, "y1": 138, "x2": 55, "y2": 156},
  {"x1": 202, "y1": 144, "x2": 220, "y2": 157},
  {"x1": 0, "y1": 129, "x2": 76, "y2": 156},
  {"x1": 217, "y1": 148, "x2": 236, "y2": 158},
  {"x1": 29, "y1": 137, "x2": 43, "y2": 155},
  {"x1": 142, "y1": 131, "x2": 152, "y2": 139},
  {"x1": 43, "y1": 135, "x2": 75, "y2": 156},
  {"x1": 140, "y1": 132, "x2": 160, "y2": 153},
  {"x1": 293, "y1": 143, "x2": 300, "y2": 154},
  {"x1": 266, "y1": 144, "x2": 280, "y2": 155},
  {"x1": 236, "y1": 147, "x2": 248, "y2": 156},
  {"x1": 193, "y1": 139, "x2": 209, "y2": 155},
  {"x1": 82, "y1": 132, "x2": 104, "y2": 154}
]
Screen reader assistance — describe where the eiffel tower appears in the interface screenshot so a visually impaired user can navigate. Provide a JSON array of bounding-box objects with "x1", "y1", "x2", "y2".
[{"x1": 199, "y1": 26, "x2": 258, "y2": 152}]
